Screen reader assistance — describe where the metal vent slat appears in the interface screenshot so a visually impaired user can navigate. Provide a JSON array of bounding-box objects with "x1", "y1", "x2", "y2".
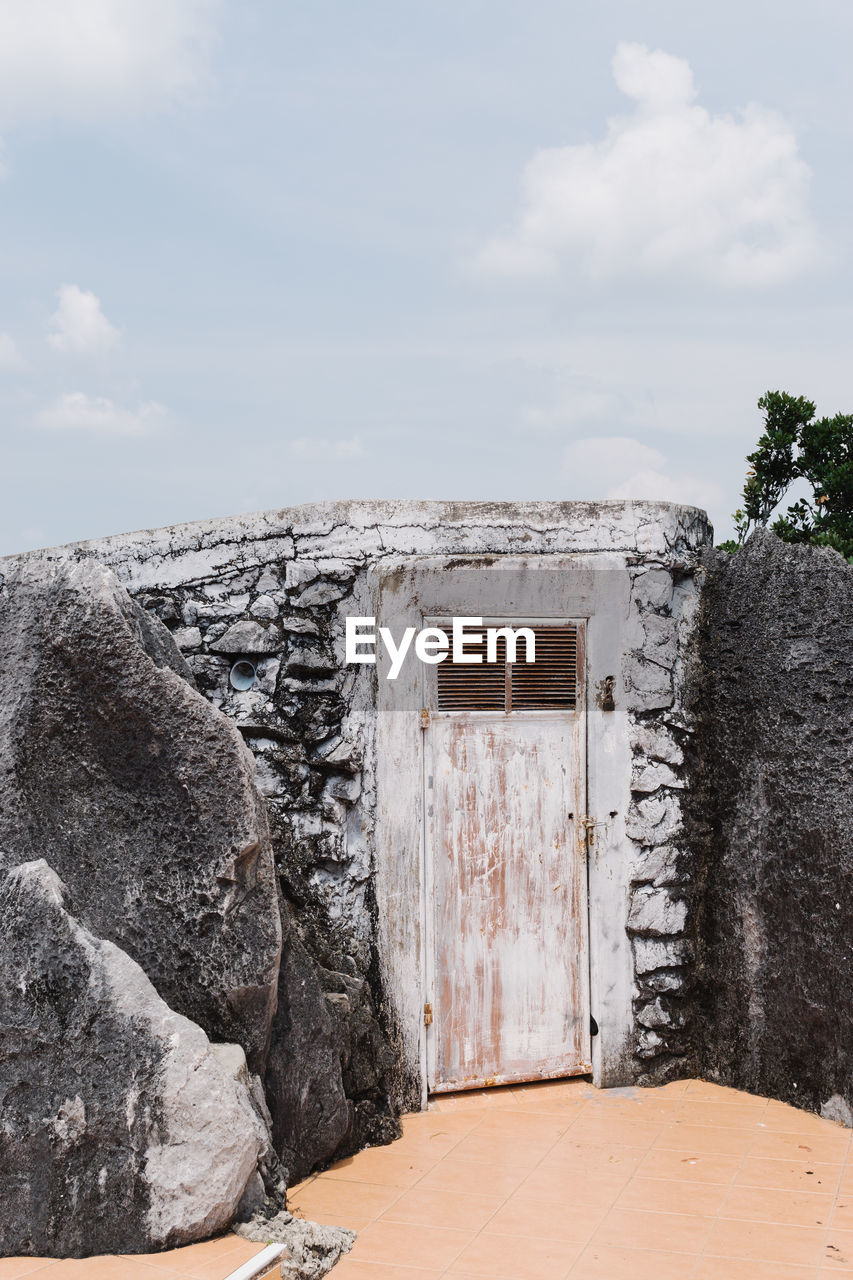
[
  {"x1": 436, "y1": 635, "x2": 506, "y2": 711},
  {"x1": 512, "y1": 626, "x2": 577, "y2": 710},
  {"x1": 436, "y1": 626, "x2": 577, "y2": 712}
]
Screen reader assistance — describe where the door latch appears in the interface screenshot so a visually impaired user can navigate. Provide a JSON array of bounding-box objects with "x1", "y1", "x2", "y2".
[
  {"x1": 423, "y1": 1003, "x2": 433, "y2": 1026},
  {"x1": 420, "y1": 708, "x2": 431, "y2": 729},
  {"x1": 581, "y1": 817, "x2": 598, "y2": 848}
]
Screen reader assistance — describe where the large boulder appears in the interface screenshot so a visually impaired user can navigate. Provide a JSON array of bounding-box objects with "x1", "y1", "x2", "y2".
[
  {"x1": 0, "y1": 559, "x2": 281, "y2": 1071},
  {"x1": 687, "y1": 530, "x2": 853, "y2": 1119},
  {"x1": 0, "y1": 857, "x2": 265, "y2": 1256},
  {"x1": 265, "y1": 932, "x2": 351, "y2": 1182},
  {"x1": 0, "y1": 555, "x2": 362, "y2": 1216}
]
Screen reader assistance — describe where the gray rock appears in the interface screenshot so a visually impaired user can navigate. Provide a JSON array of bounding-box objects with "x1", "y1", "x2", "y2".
[
  {"x1": 635, "y1": 1028, "x2": 666, "y2": 1058},
  {"x1": 821, "y1": 1095, "x2": 853, "y2": 1128},
  {"x1": 627, "y1": 886, "x2": 687, "y2": 937},
  {"x1": 631, "y1": 568, "x2": 673, "y2": 610},
  {"x1": 636, "y1": 997, "x2": 686, "y2": 1030},
  {"x1": 251, "y1": 594, "x2": 279, "y2": 620},
  {"x1": 285, "y1": 561, "x2": 320, "y2": 590},
  {"x1": 633, "y1": 937, "x2": 692, "y2": 974},
  {"x1": 319, "y1": 968, "x2": 401, "y2": 1157},
  {"x1": 630, "y1": 761, "x2": 683, "y2": 793},
  {"x1": 172, "y1": 625, "x2": 202, "y2": 650},
  {"x1": 265, "y1": 932, "x2": 351, "y2": 1182},
  {"x1": 625, "y1": 793, "x2": 683, "y2": 845},
  {"x1": 210, "y1": 620, "x2": 282, "y2": 655},
  {"x1": 624, "y1": 655, "x2": 674, "y2": 699},
  {"x1": 641, "y1": 613, "x2": 679, "y2": 666},
  {"x1": 685, "y1": 529, "x2": 853, "y2": 1123},
  {"x1": 641, "y1": 969, "x2": 686, "y2": 994},
  {"x1": 286, "y1": 646, "x2": 336, "y2": 675},
  {"x1": 292, "y1": 580, "x2": 350, "y2": 608},
  {"x1": 0, "y1": 858, "x2": 264, "y2": 1257},
  {"x1": 631, "y1": 845, "x2": 687, "y2": 887},
  {"x1": 0, "y1": 560, "x2": 281, "y2": 1071},
  {"x1": 629, "y1": 723, "x2": 684, "y2": 765},
  {"x1": 256, "y1": 570, "x2": 281, "y2": 592},
  {"x1": 235, "y1": 1209, "x2": 355, "y2": 1279},
  {"x1": 279, "y1": 615, "x2": 321, "y2": 637}
]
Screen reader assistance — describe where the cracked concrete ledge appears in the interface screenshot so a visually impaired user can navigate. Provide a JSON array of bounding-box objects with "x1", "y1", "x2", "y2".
[{"x1": 1, "y1": 499, "x2": 712, "y2": 591}]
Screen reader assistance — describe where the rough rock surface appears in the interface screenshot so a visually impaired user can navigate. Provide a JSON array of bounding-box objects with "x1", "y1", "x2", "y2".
[
  {"x1": 624, "y1": 560, "x2": 701, "y2": 1081},
  {"x1": 0, "y1": 858, "x2": 264, "y2": 1257},
  {"x1": 265, "y1": 932, "x2": 352, "y2": 1183},
  {"x1": 235, "y1": 1209, "x2": 354, "y2": 1279},
  {"x1": 686, "y1": 530, "x2": 853, "y2": 1120},
  {"x1": 126, "y1": 549, "x2": 403, "y2": 1157},
  {"x1": 319, "y1": 966, "x2": 401, "y2": 1158},
  {"x1": 0, "y1": 559, "x2": 281, "y2": 1072},
  {"x1": 0, "y1": 556, "x2": 369, "y2": 1208}
]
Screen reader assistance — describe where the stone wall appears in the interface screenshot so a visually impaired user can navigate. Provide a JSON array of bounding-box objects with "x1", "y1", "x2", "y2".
[
  {"x1": 6, "y1": 499, "x2": 713, "y2": 1105},
  {"x1": 685, "y1": 530, "x2": 853, "y2": 1122},
  {"x1": 625, "y1": 558, "x2": 702, "y2": 1080}
]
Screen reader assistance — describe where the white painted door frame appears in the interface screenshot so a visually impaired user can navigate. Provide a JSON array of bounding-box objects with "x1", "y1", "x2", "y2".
[{"x1": 419, "y1": 615, "x2": 592, "y2": 1097}]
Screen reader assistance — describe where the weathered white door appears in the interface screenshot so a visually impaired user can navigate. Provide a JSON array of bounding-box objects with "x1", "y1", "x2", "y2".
[{"x1": 424, "y1": 622, "x2": 590, "y2": 1092}]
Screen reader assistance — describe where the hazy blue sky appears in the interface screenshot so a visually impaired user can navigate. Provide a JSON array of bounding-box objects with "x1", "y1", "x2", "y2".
[{"x1": 1, "y1": 0, "x2": 852, "y2": 554}]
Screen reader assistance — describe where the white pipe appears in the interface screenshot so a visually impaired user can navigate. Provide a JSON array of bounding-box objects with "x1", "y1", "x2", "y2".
[{"x1": 223, "y1": 1242, "x2": 287, "y2": 1280}]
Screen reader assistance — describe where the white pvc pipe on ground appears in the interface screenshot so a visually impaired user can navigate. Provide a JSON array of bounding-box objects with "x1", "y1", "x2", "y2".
[{"x1": 223, "y1": 1242, "x2": 287, "y2": 1280}]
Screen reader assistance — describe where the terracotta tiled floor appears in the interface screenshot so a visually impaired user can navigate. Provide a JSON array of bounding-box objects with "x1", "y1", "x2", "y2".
[
  {"x1": 286, "y1": 1077, "x2": 853, "y2": 1280},
  {"x1": 4, "y1": 1077, "x2": 852, "y2": 1280},
  {"x1": 0, "y1": 1234, "x2": 277, "y2": 1280}
]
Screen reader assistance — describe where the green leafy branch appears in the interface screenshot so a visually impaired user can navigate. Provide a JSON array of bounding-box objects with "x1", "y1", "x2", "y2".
[{"x1": 719, "y1": 391, "x2": 853, "y2": 563}]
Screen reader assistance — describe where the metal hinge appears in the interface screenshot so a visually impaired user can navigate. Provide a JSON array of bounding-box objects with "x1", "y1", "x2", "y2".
[
  {"x1": 420, "y1": 707, "x2": 431, "y2": 729},
  {"x1": 423, "y1": 1002, "x2": 433, "y2": 1026}
]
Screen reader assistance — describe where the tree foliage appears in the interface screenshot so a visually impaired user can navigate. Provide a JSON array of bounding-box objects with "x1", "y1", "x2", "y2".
[{"x1": 720, "y1": 391, "x2": 853, "y2": 562}]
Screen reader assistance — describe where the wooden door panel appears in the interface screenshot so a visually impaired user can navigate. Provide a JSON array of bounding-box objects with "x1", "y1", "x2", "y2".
[{"x1": 427, "y1": 707, "x2": 590, "y2": 1092}]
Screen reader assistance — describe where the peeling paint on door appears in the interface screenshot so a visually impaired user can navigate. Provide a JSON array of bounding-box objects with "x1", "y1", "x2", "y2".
[{"x1": 425, "y1": 621, "x2": 590, "y2": 1092}]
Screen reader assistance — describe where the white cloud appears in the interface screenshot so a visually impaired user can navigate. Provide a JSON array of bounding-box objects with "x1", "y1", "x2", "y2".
[
  {"x1": 291, "y1": 436, "x2": 365, "y2": 461},
  {"x1": 563, "y1": 435, "x2": 723, "y2": 514},
  {"x1": 36, "y1": 392, "x2": 165, "y2": 435},
  {"x1": 0, "y1": 0, "x2": 218, "y2": 124},
  {"x1": 522, "y1": 373, "x2": 648, "y2": 432},
  {"x1": 475, "y1": 42, "x2": 818, "y2": 286},
  {"x1": 48, "y1": 284, "x2": 120, "y2": 354},
  {"x1": 0, "y1": 331, "x2": 24, "y2": 369}
]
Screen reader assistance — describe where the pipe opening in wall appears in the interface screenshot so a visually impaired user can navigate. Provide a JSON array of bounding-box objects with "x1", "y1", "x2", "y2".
[{"x1": 229, "y1": 660, "x2": 257, "y2": 691}]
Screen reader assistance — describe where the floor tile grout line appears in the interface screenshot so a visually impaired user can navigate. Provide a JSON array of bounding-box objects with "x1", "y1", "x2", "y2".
[
  {"x1": 689, "y1": 1093, "x2": 796, "y2": 1277},
  {"x1": 711, "y1": 1096, "x2": 769, "y2": 1258},
  {"x1": 820, "y1": 1121, "x2": 853, "y2": 1272},
  {"x1": 304, "y1": 1101, "x2": 486, "y2": 1231},
  {"x1": 432, "y1": 1086, "x2": 594, "y2": 1278},
  {"x1": 562, "y1": 1094, "x2": 692, "y2": 1280},
  {"x1": 338, "y1": 1093, "x2": 529, "y2": 1272},
  {"x1": 504, "y1": 1090, "x2": 671, "y2": 1280},
  {"x1": 186, "y1": 1081, "x2": 846, "y2": 1280}
]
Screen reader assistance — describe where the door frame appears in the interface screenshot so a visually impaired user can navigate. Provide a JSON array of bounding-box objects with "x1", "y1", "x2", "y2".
[
  {"x1": 419, "y1": 615, "x2": 592, "y2": 1096},
  {"x1": 371, "y1": 555, "x2": 639, "y2": 1107}
]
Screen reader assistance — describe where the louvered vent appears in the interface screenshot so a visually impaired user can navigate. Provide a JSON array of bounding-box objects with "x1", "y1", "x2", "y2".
[
  {"x1": 435, "y1": 634, "x2": 506, "y2": 711},
  {"x1": 511, "y1": 626, "x2": 577, "y2": 710},
  {"x1": 436, "y1": 625, "x2": 577, "y2": 712}
]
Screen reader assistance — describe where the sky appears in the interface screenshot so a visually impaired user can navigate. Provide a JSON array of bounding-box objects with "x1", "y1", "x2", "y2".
[{"x1": 1, "y1": 0, "x2": 852, "y2": 555}]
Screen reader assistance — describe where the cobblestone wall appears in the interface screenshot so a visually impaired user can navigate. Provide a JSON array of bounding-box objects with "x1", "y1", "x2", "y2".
[
  {"x1": 5, "y1": 499, "x2": 712, "y2": 1101},
  {"x1": 625, "y1": 560, "x2": 701, "y2": 1080}
]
